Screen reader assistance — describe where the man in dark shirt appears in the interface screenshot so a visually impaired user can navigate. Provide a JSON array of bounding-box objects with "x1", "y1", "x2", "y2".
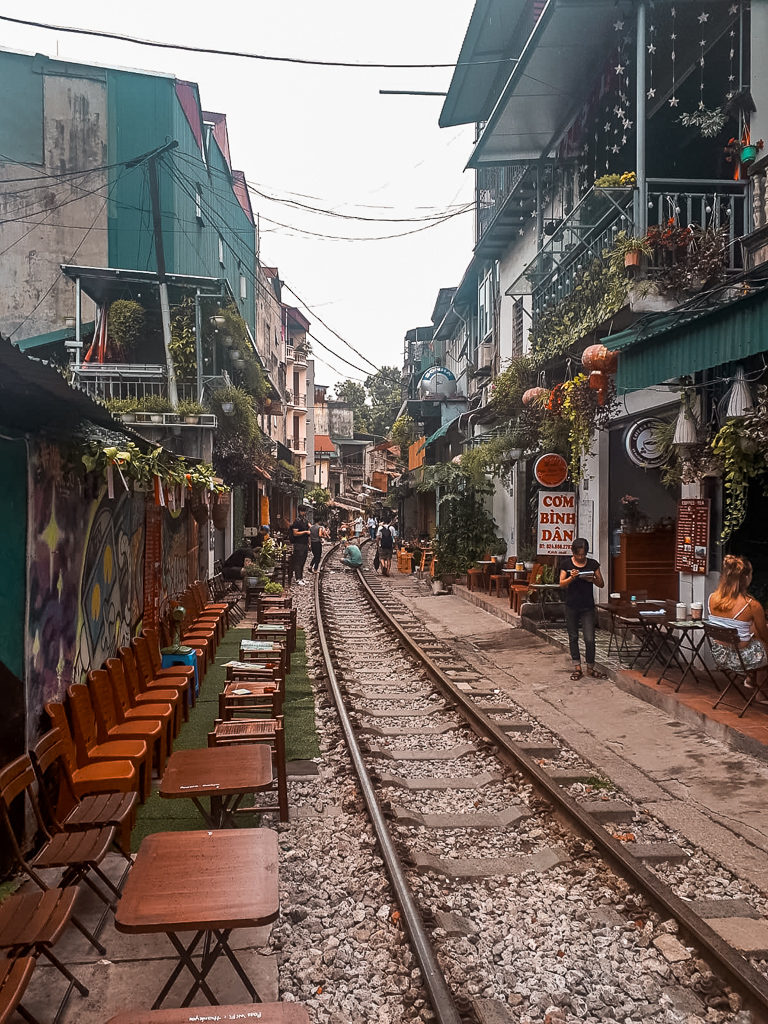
[{"x1": 290, "y1": 506, "x2": 311, "y2": 586}]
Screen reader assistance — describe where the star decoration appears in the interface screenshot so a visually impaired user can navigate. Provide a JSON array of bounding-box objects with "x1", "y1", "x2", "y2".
[
  {"x1": 604, "y1": 121, "x2": 612, "y2": 132},
  {"x1": 727, "y1": 91, "x2": 734, "y2": 99},
  {"x1": 729, "y1": 74, "x2": 735, "y2": 82},
  {"x1": 700, "y1": 39, "x2": 706, "y2": 47},
  {"x1": 671, "y1": 32, "x2": 677, "y2": 40},
  {"x1": 615, "y1": 63, "x2": 625, "y2": 75},
  {"x1": 671, "y1": 6, "x2": 676, "y2": 16},
  {"x1": 669, "y1": 95, "x2": 679, "y2": 107},
  {"x1": 647, "y1": 43, "x2": 656, "y2": 54},
  {"x1": 613, "y1": 105, "x2": 622, "y2": 115},
  {"x1": 700, "y1": 57, "x2": 705, "y2": 66},
  {"x1": 623, "y1": 119, "x2": 634, "y2": 130},
  {"x1": 647, "y1": 88, "x2": 656, "y2": 99},
  {"x1": 698, "y1": 11, "x2": 709, "y2": 22},
  {"x1": 621, "y1": 135, "x2": 627, "y2": 145},
  {"x1": 698, "y1": 100, "x2": 706, "y2": 110},
  {"x1": 671, "y1": 51, "x2": 676, "y2": 61},
  {"x1": 729, "y1": 3, "x2": 738, "y2": 11},
  {"x1": 611, "y1": 145, "x2": 620, "y2": 154},
  {"x1": 613, "y1": 19, "x2": 624, "y2": 30},
  {"x1": 730, "y1": 49, "x2": 735, "y2": 58}
]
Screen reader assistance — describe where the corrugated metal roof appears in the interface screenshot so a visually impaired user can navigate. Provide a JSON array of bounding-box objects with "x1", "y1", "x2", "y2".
[{"x1": 605, "y1": 283, "x2": 768, "y2": 393}]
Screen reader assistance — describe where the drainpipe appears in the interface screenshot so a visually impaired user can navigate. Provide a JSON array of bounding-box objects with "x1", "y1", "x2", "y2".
[
  {"x1": 74, "y1": 276, "x2": 82, "y2": 368},
  {"x1": 635, "y1": 0, "x2": 647, "y2": 236},
  {"x1": 195, "y1": 288, "x2": 203, "y2": 402}
]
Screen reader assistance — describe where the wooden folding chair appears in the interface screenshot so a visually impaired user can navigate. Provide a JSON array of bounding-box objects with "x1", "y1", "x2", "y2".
[
  {"x1": 30, "y1": 728, "x2": 137, "y2": 859},
  {"x1": 207, "y1": 718, "x2": 288, "y2": 822},
  {"x1": 0, "y1": 756, "x2": 121, "y2": 953},
  {"x1": 707, "y1": 622, "x2": 768, "y2": 716},
  {"x1": 0, "y1": 889, "x2": 89, "y2": 998},
  {"x1": 66, "y1": 685, "x2": 152, "y2": 802},
  {"x1": 0, "y1": 956, "x2": 39, "y2": 1024}
]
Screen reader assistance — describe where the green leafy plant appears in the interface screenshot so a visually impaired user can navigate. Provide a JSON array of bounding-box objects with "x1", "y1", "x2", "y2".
[
  {"x1": 136, "y1": 395, "x2": 172, "y2": 414},
  {"x1": 177, "y1": 399, "x2": 205, "y2": 417},
  {"x1": 170, "y1": 297, "x2": 197, "y2": 379},
  {"x1": 108, "y1": 299, "x2": 145, "y2": 355},
  {"x1": 605, "y1": 231, "x2": 653, "y2": 274},
  {"x1": 712, "y1": 417, "x2": 764, "y2": 541},
  {"x1": 594, "y1": 171, "x2": 636, "y2": 188},
  {"x1": 679, "y1": 106, "x2": 727, "y2": 138},
  {"x1": 558, "y1": 373, "x2": 616, "y2": 483},
  {"x1": 390, "y1": 415, "x2": 418, "y2": 457},
  {"x1": 263, "y1": 581, "x2": 284, "y2": 595},
  {"x1": 489, "y1": 356, "x2": 535, "y2": 417},
  {"x1": 105, "y1": 397, "x2": 140, "y2": 416},
  {"x1": 416, "y1": 462, "x2": 500, "y2": 576},
  {"x1": 306, "y1": 485, "x2": 331, "y2": 507}
]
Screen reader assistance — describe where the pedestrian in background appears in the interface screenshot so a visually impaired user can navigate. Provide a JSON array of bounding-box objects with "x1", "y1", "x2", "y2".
[
  {"x1": 354, "y1": 514, "x2": 363, "y2": 541},
  {"x1": 290, "y1": 506, "x2": 311, "y2": 586},
  {"x1": 367, "y1": 515, "x2": 377, "y2": 540},
  {"x1": 377, "y1": 520, "x2": 394, "y2": 576},
  {"x1": 308, "y1": 520, "x2": 327, "y2": 574}
]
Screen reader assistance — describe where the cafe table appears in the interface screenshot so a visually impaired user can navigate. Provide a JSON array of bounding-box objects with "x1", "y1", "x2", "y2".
[
  {"x1": 105, "y1": 1001, "x2": 310, "y2": 1024},
  {"x1": 115, "y1": 828, "x2": 279, "y2": 1009},
  {"x1": 159, "y1": 746, "x2": 273, "y2": 828},
  {"x1": 650, "y1": 617, "x2": 719, "y2": 691}
]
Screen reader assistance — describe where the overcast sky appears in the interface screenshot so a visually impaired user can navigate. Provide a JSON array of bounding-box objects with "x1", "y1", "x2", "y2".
[{"x1": 1, "y1": 2, "x2": 477, "y2": 389}]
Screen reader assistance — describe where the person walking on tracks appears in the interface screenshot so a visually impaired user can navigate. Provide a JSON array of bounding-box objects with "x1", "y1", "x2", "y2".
[
  {"x1": 559, "y1": 537, "x2": 605, "y2": 680},
  {"x1": 377, "y1": 521, "x2": 394, "y2": 576},
  {"x1": 308, "y1": 521, "x2": 327, "y2": 574},
  {"x1": 290, "y1": 506, "x2": 311, "y2": 586}
]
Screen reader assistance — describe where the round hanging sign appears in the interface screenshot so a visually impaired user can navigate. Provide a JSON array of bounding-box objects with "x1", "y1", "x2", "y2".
[
  {"x1": 625, "y1": 417, "x2": 667, "y2": 469},
  {"x1": 533, "y1": 453, "x2": 568, "y2": 487}
]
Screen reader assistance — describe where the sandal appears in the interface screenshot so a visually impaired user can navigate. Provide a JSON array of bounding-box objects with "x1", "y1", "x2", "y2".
[
  {"x1": 570, "y1": 668, "x2": 583, "y2": 680},
  {"x1": 586, "y1": 667, "x2": 606, "y2": 679}
]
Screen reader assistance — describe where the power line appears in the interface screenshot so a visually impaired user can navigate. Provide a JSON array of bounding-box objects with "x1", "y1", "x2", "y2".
[{"x1": 0, "y1": 15, "x2": 517, "y2": 71}]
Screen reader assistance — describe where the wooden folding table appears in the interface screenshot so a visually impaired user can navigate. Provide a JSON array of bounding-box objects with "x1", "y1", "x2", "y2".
[
  {"x1": 115, "y1": 829, "x2": 279, "y2": 1009},
  {"x1": 159, "y1": 746, "x2": 273, "y2": 828}
]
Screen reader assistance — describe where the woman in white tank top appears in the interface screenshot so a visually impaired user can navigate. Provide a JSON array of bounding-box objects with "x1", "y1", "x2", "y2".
[{"x1": 707, "y1": 556, "x2": 768, "y2": 672}]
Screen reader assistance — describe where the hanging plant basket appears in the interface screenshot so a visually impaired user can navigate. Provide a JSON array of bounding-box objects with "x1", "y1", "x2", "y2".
[{"x1": 212, "y1": 491, "x2": 231, "y2": 530}]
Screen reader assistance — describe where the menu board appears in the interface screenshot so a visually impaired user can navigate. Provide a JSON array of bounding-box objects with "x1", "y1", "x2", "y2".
[{"x1": 675, "y1": 498, "x2": 710, "y2": 574}]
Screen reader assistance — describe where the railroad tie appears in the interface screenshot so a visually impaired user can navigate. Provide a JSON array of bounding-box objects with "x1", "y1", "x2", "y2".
[
  {"x1": 366, "y1": 742, "x2": 478, "y2": 761},
  {"x1": 375, "y1": 770, "x2": 503, "y2": 791},
  {"x1": 387, "y1": 803, "x2": 530, "y2": 829},
  {"x1": 408, "y1": 846, "x2": 570, "y2": 879}
]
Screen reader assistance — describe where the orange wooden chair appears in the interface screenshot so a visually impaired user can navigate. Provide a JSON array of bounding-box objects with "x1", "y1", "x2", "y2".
[
  {"x1": 44, "y1": 702, "x2": 140, "y2": 801},
  {"x1": 141, "y1": 627, "x2": 198, "y2": 696},
  {"x1": 466, "y1": 566, "x2": 484, "y2": 591},
  {"x1": 66, "y1": 685, "x2": 151, "y2": 802},
  {"x1": 119, "y1": 646, "x2": 189, "y2": 728},
  {"x1": 87, "y1": 670, "x2": 168, "y2": 774},
  {"x1": 105, "y1": 656, "x2": 180, "y2": 740},
  {"x1": 0, "y1": 956, "x2": 38, "y2": 1023},
  {"x1": 30, "y1": 728, "x2": 138, "y2": 857},
  {"x1": 131, "y1": 638, "x2": 194, "y2": 718},
  {"x1": 509, "y1": 563, "x2": 544, "y2": 615},
  {"x1": 489, "y1": 557, "x2": 514, "y2": 598}
]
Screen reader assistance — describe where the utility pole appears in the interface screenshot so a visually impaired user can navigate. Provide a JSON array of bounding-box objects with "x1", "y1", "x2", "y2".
[{"x1": 146, "y1": 140, "x2": 180, "y2": 408}]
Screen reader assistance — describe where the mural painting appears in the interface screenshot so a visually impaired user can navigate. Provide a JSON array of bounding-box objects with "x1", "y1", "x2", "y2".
[
  {"x1": 26, "y1": 441, "x2": 145, "y2": 736},
  {"x1": 162, "y1": 508, "x2": 192, "y2": 612}
]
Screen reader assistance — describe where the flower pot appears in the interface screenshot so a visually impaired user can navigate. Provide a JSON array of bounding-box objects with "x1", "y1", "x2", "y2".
[
  {"x1": 740, "y1": 144, "x2": 758, "y2": 165},
  {"x1": 149, "y1": 414, "x2": 163, "y2": 424},
  {"x1": 121, "y1": 412, "x2": 136, "y2": 423},
  {"x1": 184, "y1": 415, "x2": 199, "y2": 425},
  {"x1": 624, "y1": 251, "x2": 641, "y2": 268}
]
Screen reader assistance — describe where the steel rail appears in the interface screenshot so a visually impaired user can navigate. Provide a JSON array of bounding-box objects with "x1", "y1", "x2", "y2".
[
  {"x1": 355, "y1": 565, "x2": 768, "y2": 1017},
  {"x1": 314, "y1": 546, "x2": 462, "y2": 1024}
]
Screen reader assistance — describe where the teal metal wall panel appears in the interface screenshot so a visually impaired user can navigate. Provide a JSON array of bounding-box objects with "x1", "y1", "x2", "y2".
[
  {"x1": 0, "y1": 438, "x2": 27, "y2": 678},
  {"x1": 615, "y1": 290, "x2": 768, "y2": 393},
  {"x1": 0, "y1": 52, "x2": 43, "y2": 164}
]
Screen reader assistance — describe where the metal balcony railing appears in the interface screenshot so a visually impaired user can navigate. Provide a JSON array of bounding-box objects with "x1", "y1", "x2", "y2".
[
  {"x1": 527, "y1": 179, "x2": 749, "y2": 322},
  {"x1": 295, "y1": 393, "x2": 307, "y2": 408},
  {"x1": 290, "y1": 437, "x2": 306, "y2": 451},
  {"x1": 72, "y1": 364, "x2": 199, "y2": 403}
]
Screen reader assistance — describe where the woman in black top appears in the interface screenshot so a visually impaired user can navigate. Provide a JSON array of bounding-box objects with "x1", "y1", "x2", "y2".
[{"x1": 559, "y1": 537, "x2": 605, "y2": 680}]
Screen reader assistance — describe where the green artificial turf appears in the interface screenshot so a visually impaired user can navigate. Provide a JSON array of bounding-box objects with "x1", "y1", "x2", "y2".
[{"x1": 131, "y1": 625, "x2": 319, "y2": 849}]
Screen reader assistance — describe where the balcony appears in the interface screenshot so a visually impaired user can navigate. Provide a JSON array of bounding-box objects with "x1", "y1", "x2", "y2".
[
  {"x1": 294, "y1": 393, "x2": 307, "y2": 409},
  {"x1": 290, "y1": 437, "x2": 306, "y2": 452},
  {"x1": 286, "y1": 344, "x2": 294, "y2": 363},
  {"x1": 517, "y1": 180, "x2": 749, "y2": 323}
]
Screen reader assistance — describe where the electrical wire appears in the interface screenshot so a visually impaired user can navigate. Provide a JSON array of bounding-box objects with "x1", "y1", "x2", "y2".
[{"x1": 0, "y1": 14, "x2": 517, "y2": 71}]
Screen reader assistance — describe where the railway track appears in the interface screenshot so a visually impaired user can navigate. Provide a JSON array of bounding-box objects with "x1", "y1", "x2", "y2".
[{"x1": 312, "y1": 543, "x2": 768, "y2": 1024}]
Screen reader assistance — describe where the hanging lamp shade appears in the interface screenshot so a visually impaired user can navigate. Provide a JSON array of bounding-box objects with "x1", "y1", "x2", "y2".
[
  {"x1": 673, "y1": 398, "x2": 698, "y2": 446},
  {"x1": 726, "y1": 366, "x2": 754, "y2": 419}
]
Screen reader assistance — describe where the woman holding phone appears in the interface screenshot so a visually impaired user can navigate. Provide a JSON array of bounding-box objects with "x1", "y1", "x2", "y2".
[{"x1": 559, "y1": 537, "x2": 605, "y2": 680}]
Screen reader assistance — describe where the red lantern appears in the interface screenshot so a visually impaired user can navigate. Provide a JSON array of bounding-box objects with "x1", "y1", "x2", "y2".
[
  {"x1": 589, "y1": 370, "x2": 607, "y2": 406},
  {"x1": 522, "y1": 386, "x2": 549, "y2": 407}
]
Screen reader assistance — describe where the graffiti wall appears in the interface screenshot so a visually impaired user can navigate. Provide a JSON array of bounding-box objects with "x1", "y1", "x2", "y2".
[{"x1": 26, "y1": 440, "x2": 145, "y2": 735}]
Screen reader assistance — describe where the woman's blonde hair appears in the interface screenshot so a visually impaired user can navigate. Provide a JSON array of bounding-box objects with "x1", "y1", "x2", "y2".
[{"x1": 712, "y1": 554, "x2": 752, "y2": 605}]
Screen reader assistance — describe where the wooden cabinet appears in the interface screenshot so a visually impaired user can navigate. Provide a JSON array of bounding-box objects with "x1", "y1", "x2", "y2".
[{"x1": 612, "y1": 529, "x2": 678, "y2": 601}]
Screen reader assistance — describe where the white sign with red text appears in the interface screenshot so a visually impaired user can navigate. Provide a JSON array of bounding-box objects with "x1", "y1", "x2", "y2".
[{"x1": 537, "y1": 491, "x2": 576, "y2": 555}]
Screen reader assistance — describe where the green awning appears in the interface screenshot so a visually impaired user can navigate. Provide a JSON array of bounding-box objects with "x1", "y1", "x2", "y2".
[
  {"x1": 421, "y1": 412, "x2": 466, "y2": 451},
  {"x1": 15, "y1": 322, "x2": 95, "y2": 353},
  {"x1": 604, "y1": 284, "x2": 768, "y2": 393}
]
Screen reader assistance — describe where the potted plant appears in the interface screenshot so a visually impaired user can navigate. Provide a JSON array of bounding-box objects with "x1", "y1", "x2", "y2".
[
  {"x1": 608, "y1": 231, "x2": 652, "y2": 271},
  {"x1": 136, "y1": 395, "x2": 172, "y2": 423},
  {"x1": 263, "y1": 581, "x2": 284, "y2": 596},
  {"x1": 108, "y1": 299, "x2": 145, "y2": 358},
  {"x1": 105, "y1": 397, "x2": 140, "y2": 423},
  {"x1": 177, "y1": 399, "x2": 205, "y2": 424},
  {"x1": 519, "y1": 543, "x2": 537, "y2": 571}
]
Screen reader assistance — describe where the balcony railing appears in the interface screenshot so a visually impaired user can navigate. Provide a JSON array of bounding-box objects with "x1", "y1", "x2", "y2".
[
  {"x1": 72, "y1": 364, "x2": 199, "y2": 403},
  {"x1": 526, "y1": 180, "x2": 749, "y2": 322},
  {"x1": 286, "y1": 344, "x2": 294, "y2": 362},
  {"x1": 295, "y1": 393, "x2": 307, "y2": 408},
  {"x1": 290, "y1": 438, "x2": 306, "y2": 451}
]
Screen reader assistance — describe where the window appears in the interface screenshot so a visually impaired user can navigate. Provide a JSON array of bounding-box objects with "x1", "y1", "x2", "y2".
[
  {"x1": 478, "y1": 264, "x2": 498, "y2": 343},
  {"x1": 195, "y1": 185, "x2": 203, "y2": 223},
  {"x1": 240, "y1": 274, "x2": 247, "y2": 301},
  {"x1": 218, "y1": 235, "x2": 225, "y2": 266}
]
